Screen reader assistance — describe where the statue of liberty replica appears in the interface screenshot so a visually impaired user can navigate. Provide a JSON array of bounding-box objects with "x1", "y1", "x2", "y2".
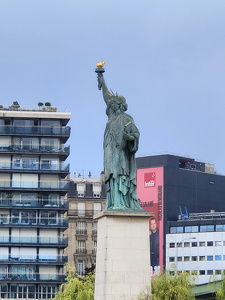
[
  {"x1": 94, "y1": 62, "x2": 151, "y2": 300},
  {"x1": 95, "y1": 62, "x2": 142, "y2": 211}
]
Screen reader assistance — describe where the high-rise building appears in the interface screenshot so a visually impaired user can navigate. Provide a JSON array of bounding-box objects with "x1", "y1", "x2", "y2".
[
  {"x1": 0, "y1": 103, "x2": 70, "y2": 299},
  {"x1": 136, "y1": 154, "x2": 225, "y2": 290},
  {"x1": 66, "y1": 172, "x2": 106, "y2": 276}
]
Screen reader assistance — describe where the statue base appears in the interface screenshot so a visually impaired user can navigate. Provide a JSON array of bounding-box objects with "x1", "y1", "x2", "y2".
[{"x1": 94, "y1": 211, "x2": 153, "y2": 300}]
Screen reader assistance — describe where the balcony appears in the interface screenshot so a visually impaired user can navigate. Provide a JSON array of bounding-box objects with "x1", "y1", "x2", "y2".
[
  {"x1": 0, "y1": 217, "x2": 68, "y2": 228},
  {"x1": 0, "y1": 162, "x2": 70, "y2": 174},
  {"x1": 75, "y1": 249, "x2": 87, "y2": 254},
  {"x1": 68, "y1": 209, "x2": 98, "y2": 218},
  {"x1": 0, "y1": 236, "x2": 68, "y2": 247},
  {"x1": 0, "y1": 255, "x2": 68, "y2": 265},
  {"x1": 0, "y1": 180, "x2": 70, "y2": 192},
  {"x1": 0, "y1": 273, "x2": 66, "y2": 283},
  {"x1": 0, "y1": 199, "x2": 69, "y2": 211},
  {"x1": 0, "y1": 144, "x2": 70, "y2": 159},
  {"x1": 76, "y1": 229, "x2": 87, "y2": 235},
  {"x1": 0, "y1": 125, "x2": 71, "y2": 138}
]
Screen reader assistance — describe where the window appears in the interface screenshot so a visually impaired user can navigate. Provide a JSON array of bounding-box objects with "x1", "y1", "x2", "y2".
[
  {"x1": 199, "y1": 256, "x2": 205, "y2": 261},
  {"x1": 78, "y1": 241, "x2": 86, "y2": 253},
  {"x1": 169, "y1": 257, "x2": 175, "y2": 262},
  {"x1": 199, "y1": 270, "x2": 205, "y2": 275},
  {"x1": 184, "y1": 257, "x2": 190, "y2": 261},
  {"x1": 77, "y1": 260, "x2": 85, "y2": 276},
  {"x1": 191, "y1": 242, "x2": 197, "y2": 247},
  {"x1": 94, "y1": 203, "x2": 101, "y2": 214},
  {"x1": 39, "y1": 286, "x2": 56, "y2": 299},
  {"x1": 216, "y1": 225, "x2": 225, "y2": 232},
  {"x1": 77, "y1": 222, "x2": 86, "y2": 234},
  {"x1": 169, "y1": 243, "x2": 175, "y2": 248},
  {"x1": 191, "y1": 270, "x2": 198, "y2": 275},
  {"x1": 215, "y1": 255, "x2": 222, "y2": 260},
  {"x1": 0, "y1": 285, "x2": 7, "y2": 298},
  {"x1": 170, "y1": 227, "x2": 183, "y2": 233},
  {"x1": 207, "y1": 256, "x2": 213, "y2": 261},
  {"x1": 215, "y1": 270, "x2": 222, "y2": 275},
  {"x1": 200, "y1": 225, "x2": 214, "y2": 232},
  {"x1": 207, "y1": 241, "x2": 213, "y2": 246},
  {"x1": 185, "y1": 226, "x2": 198, "y2": 233},
  {"x1": 207, "y1": 270, "x2": 213, "y2": 275},
  {"x1": 191, "y1": 256, "x2": 197, "y2": 261},
  {"x1": 78, "y1": 203, "x2": 85, "y2": 216},
  {"x1": 177, "y1": 257, "x2": 182, "y2": 262},
  {"x1": 215, "y1": 241, "x2": 222, "y2": 246},
  {"x1": 184, "y1": 242, "x2": 190, "y2": 247},
  {"x1": 199, "y1": 242, "x2": 205, "y2": 247}
]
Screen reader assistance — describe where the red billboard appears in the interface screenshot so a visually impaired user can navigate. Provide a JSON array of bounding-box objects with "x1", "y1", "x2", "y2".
[{"x1": 137, "y1": 167, "x2": 164, "y2": 274}]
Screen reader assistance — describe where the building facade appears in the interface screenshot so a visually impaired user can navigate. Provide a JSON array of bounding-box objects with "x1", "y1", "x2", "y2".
[
  {"x1": 0, "y1": 104, "x2": 70, "y2": 299},
  {"x1": 66, "y1": 173, "x2": 106, "y2": 276},
  {"x1": 136, "y1": 154, "x2": 225, "y2": 286}
]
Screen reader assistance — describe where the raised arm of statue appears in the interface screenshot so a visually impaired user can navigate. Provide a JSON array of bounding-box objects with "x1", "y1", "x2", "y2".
[{"x1": 97, "y1": 74, "x2": 111, "y2": 106}]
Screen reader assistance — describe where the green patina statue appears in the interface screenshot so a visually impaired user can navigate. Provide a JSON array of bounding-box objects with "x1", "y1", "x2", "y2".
[{"x1": 95, "y1": 63, "x2": 143, "y2": 211}]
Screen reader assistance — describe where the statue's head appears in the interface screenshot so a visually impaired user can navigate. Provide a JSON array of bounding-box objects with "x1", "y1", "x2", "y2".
[{"x1": 107, "y1": 91, "x2": 128, "y2": 115}]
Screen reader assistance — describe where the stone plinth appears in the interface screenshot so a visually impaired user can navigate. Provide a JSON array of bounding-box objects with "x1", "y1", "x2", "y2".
[{"x1": 94, "y1": 211, "x2": 153, "y2": 300}]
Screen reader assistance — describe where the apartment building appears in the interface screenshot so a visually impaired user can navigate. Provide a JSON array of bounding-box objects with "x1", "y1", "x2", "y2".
[
  {"x1": 0, "y1": 103, "x2": 70, "y2": 299},
  {"x1": 66, "y1": 173, "x2": 106, "y2": 276}
]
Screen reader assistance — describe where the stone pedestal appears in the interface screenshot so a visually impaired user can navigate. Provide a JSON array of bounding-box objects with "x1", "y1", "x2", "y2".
[{"x1": 94, "y1": 211, "x2": 153, "y2": 300}]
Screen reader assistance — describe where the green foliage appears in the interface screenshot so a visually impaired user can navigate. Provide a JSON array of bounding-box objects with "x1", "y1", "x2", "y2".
[
  {"x1": 216, "y1": 272, "x2": 225, "y2": 300},
  {"x1": 138, "y1": 271, "x2": 195, "y2": 300},
  {"x1": 52, "y1": 266, "x2": 94, "y2": 300}
]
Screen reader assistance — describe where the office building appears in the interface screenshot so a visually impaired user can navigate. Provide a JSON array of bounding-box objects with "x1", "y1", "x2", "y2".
[
  {"x1": 66, "y1": 173, "x2": 106, "y2": 276},
  {"x1": 0, "y1": 103, "x2": 70, "y2": 299},
  {"x1": 136, "y1": 154, "x2": 225, "y2": 286}
]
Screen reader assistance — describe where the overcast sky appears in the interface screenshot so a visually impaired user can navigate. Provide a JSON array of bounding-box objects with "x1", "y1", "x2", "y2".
[{"x1": 0, "y1": 1, "x2": 225, "y2": 177}]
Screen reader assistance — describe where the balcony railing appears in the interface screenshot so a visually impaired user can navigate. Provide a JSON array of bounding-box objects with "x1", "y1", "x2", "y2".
[
  {"x1": 0, "y1": 125, "x2": 71, "y2": 137},
  {"x1": 0, "y1": 273, "x2": 66, "y2": 282},
  {"x1": 0, "y1": 236, "x2": 68, "y2": 246},
  {"x1": 0, "y1": 217, "x2": 68, "y2": 228},
  {"x1": 0, "y1": 161, "x2": 70, "y2": 173},
  {"x1": 0, "y1": 144, "x2": 70, "y2": 156},
  {"x1": 76, "y1": 229, "x2": 87, "y2": 235},
  {"x1": 0, "y1": 255, "x2": 68, "y2": 264},
  {"x1": 0, "y1": 199, "x2": 69, "y2": 210},
  {"x1": 0, "y1": 180, "x2": 70, "y2": 191},
  {"x1": 68, "y1": 209, "x2": 102, "y2": 217},
  {"x1": 75, "y1": 249, "x2": 87, "y2": 254}
]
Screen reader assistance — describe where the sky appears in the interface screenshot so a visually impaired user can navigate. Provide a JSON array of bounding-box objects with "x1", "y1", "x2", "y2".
[{"x1": 0, "y1": 1, "x2": 225, "y2": 177}]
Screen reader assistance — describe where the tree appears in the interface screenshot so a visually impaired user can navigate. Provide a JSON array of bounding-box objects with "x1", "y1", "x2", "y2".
[
  {"x1": 138, "y1": 271, "x2": 195, "y2": 300},
  {"x1": 216, "y1": 273, "x2": 225, "y2": 300},
  {"x1": 52, "y1": 266, "x2": 94, "y2": 300}
]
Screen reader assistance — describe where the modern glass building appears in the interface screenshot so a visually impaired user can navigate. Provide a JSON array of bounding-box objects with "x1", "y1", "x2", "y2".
[{"x1": 0, "y1": 104, "x2": 70, "y2": 299}]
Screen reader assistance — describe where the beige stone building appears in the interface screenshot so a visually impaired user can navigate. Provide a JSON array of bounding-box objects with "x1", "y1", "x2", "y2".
[{"x1": 65, "y1": 173, "x2": 106, "y2": 275}]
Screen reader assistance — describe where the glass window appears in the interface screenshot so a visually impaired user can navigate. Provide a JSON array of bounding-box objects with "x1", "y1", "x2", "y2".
[
  {"x1": 94, "y1": 203, "x2": 101, "y2": 214},
  {"x1": 177, "y1": 257, "x2": 182, "y2": 261},
  {"x1": 207, "y1": 270, "x2": 213, "y2": 275},
  {"x1": 215, "y1": 255, "x2": 222, "y2": 260},
  {"x1": 199, "y1": 256, "x2": 205, "y2": 261},
  {"x1": 169, "y1": 257, "x2": 175, "y2": 262},
  {"x1": 78, "y1": 203, "x2": 85, "y2": 216},
  {"x1": 215, "y1": 241, "x2": 222, "y2": 246},
  {"x1": 216, "y1": 225, "x2": 225, "y2": 232},
  {"x1": 191, "y1": 242, "x2": 198, "y2": 247},
  {"x1": 207, "y1": 241, "x2": 213, "y2": 246},
  {"x1": 199, "y1": 270, "x2": 205, "y2": 275},
  {"x1": 184, "y1": 257, "x2": 190, "y2": 261},
  {"x1": 184, "y1": 242, "x2": 190, "y2": 247},
  {"x1": 200, "y1": 225, "x2": 214, "y2": 232},
  {"x1": 169, "y1": 243, "x2": 175, "y2": 248},
  {"x1": 77, "y1": 260, "x2": 85, "y2": 276},
  {"x1": 185, "y1": 226, "x2": 198, "y2": 233},
  {"x1": 191, "y1": 256, "x2": 197, "y2": 261},
  {"x1": 199, "y1": 242, "x2": 205, "y2": 247},
  {"x1": 207, "y1": 256, "x2": 213, "y2": 261},
  {"x1": 215, "y1": 270, "x2": 222, "y2": 275}
]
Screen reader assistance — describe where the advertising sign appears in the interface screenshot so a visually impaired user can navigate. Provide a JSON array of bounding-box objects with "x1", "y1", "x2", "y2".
[{"x1": 137, "y1": 167, "x2": 164, "y2": 274}]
